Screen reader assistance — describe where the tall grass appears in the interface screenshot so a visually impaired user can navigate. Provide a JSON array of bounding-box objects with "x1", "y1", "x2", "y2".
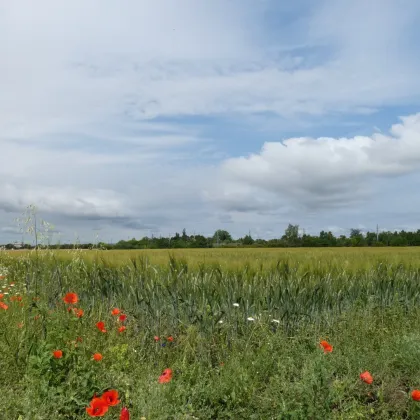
[{"x1": 1, "y1": 249, "x2": 420, "y2": 418}]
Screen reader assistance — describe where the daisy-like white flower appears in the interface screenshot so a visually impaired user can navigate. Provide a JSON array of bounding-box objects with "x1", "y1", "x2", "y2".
[
  {"x1": 271, "y1": 319, "x2": 280, "y2": 324},
  {"x1": 247, "y1": 317, "x2": 255, "y2": 321},
  {"x1": 218, "y1": 320, "x2": 224, "y2": 324},
  {"x1": 233, "y1": 303, "x2": 239, "y2": 307}
]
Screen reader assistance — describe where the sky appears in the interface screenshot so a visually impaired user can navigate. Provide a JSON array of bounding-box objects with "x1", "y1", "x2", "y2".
[{"x1": 2, "y1": 0, "x2": 420, "y2": 244}]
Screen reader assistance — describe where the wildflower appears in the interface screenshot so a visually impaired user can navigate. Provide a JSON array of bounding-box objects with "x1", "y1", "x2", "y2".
[
  {"x1": 111, "y1": 308, "x2": 121, "y2": 316},
  {"x1": 74, "y1": 308, "x2": 84, "y2": 318},
  {"x1": 96, "y1": 321, "x2": 107, "y2": 333},
  {"x1": 34, "y1": 315, "x2": 40, "y2": 321},
  {"x1": 10, "y1": 295, "x2": 22, "y2": 302},
  {"x1": 86, "y1": 397, "x2": 109, "y2": 417},
  {"x1": 320, "y1": 340, "x2": 333, "y2": 353},
  {"x1": 0, "y1": 293, "x2": 3, "y2": 300},
  {"x1": 271, "y1": 319, "x2": 280, "y2": 324},
  {"x1": 154, "y1": 336, "x2": 160, "y2": 342},
  {"x1": 118, "y1": 326, "x2": 126, "y2": 333},
  {"x1": 53, "y1": 350, "x2": 63, "y2": 359},
  {"x1": 63, "y1": 292, "x2": 78, "y2": 305},
  {"x1": 233, "y1": 303, "x2": 239, "y2": 307},
  {"x1": 411, "y1": 389, "x2": 420, "y2": 401},
  {"x1": 119, "y1": 314, "x2": 127, "y2": 322},
  {"x1": 0, "y1": 301, "x2": 8, "y2": 310},
  {"x1": 93, "y1": 353, "x2": 103, "y2": 361},
  {"x1": 120, "y1": 407, "x2": 130, "y2": 420},
  {"x1": 76, "y1": 336, "x2": 83, "y2": 343},
  {"x1": 360, "y1": 371, "x2": 373, "y2": 384},
  {"x1": 218, "y1": 320, "x2": 223, "y2": 324},
  {"x1": 101, "y1": 389, "x2": 120, "y2": 406},
  {"x1": 159, "y1": 368, "x2": 173, "y2": 383},
  {"x1": 247, "y1": 317, "x2": 255, "y2": 321},
  {"x1": 17, "y1": 322, "x2": 24, "y2": 328}
]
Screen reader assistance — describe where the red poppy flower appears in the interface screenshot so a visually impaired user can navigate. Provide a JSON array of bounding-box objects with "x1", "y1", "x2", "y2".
[
  {"x1": 63, "y1": 292, "x2": 78, "y2": 305},
  {"x1": 74, "y1": 308, "x2": 84, "y2": 318},
  {"x1": 167, "y1": 336, "x2": 174, "y2": 342},
  {"x1": 120, "y1": 407, "x2": 130, "y2": 420},
  {"x1": 159, "y1": 368, "x2": 173, "y2": 383},
  {"x1": 101, "y1": 389, "x2": 120, "y2": 406},
  {"x1": 0, "y1": 293, "x2": 4, "y2": 300},
  {"x1": 319, "y1": 340, "x2": 333, "y2": 353},
  {"x1": 93, "y1": 353, "x2": 103, "y2": 361},
  {"x1": 111, "y1": 308, "x2": 121, "y2": 316},
  {"x1": 412, "y1": 389, "x2": 420, "y2": 401},
  {"x1": 360, "y1": 371, "x2": 373, "y2": 384},
  {"x1": 118, "y1": 326, "x2": 126, "y2": 333},
  {"x1": 96, "y1": 321, "x2": 107, "y2": 333},
  {"x1": 53, "y1": 350, "x2": 63, "y2": 359},
  {"x1": 0, "y1": 301, "x2": 8, "y2": 310},
  {"x1": 10, "y1": 295, "x2": 22, "y2": 302},
  {"x1": 119, "y1": 314, "x2": 127, "y2": 322},
  {"x1": 86, "y1": 397, "x2": 109, "y2": 417},
  {"x1": 154, "y1": 336, "x2": 160, "y2": 342},
  {"x1": 76, "y1": 336, "x2": 83, "y2": 342}
]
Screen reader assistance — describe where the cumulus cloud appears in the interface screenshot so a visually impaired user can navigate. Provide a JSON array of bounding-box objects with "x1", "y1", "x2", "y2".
[{"x1": 216, "y1": 113, "x2": 420, "y2": 210}]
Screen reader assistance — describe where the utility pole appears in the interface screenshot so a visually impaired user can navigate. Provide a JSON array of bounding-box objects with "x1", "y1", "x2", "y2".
[{"x1": 376, "y1": 224, "x2": 379, "y2": 242}]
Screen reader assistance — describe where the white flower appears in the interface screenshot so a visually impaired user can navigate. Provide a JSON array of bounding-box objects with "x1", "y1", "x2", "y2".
[
  {"x1": 247, "y1": 317, "x2": 255, "y2": 321},
  {"x1": 233, "y1": 303, "x2": 239, "y2": 307},
  {"x1": 218, "y1": 320, "x2": 224, "y2": 324},
  {"x1": 271, "y1": 319, "x2": 280, "y2": 324}
]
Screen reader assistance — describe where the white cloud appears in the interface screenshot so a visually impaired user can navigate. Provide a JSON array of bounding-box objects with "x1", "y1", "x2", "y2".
[
  {"x1": 215, "y1": 113, "x2": 420, "y2": 210},
  {"x1": 0, "y1": 183, "x2": 129, "y2": 219},
  {"x1": 1, "y1": 0, "x2": 420, "y2": 143}
]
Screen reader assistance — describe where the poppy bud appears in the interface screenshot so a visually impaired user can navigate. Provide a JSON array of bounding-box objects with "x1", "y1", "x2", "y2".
[{"x1": 120, "y1": 406, "x2": 130, "y2": 420}]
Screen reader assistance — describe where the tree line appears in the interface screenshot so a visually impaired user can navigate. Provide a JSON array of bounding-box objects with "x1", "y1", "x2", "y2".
[{"x1": 3, "y1": 225, "x2": 420, "y2": 250}]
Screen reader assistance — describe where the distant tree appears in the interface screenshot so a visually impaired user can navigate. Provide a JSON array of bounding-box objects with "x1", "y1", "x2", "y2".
[
  {"x1": 350, "y1": 228, "x2": 362, "y2": 238},
  {"x1": 283, "y1": 224, "x2": 300, "y2": 247},
  {"x1": 350, "y1": 228, "x2": 364, "y2": 246},
  {"x1": 213, "y1": 229, "x2": 232, "y2": 245},
  {"x1": 242, "y1": 234, "x2": 254, "y2": 245},
  {"x1": 182, "y1": 228, "x2": 188, "y2": 241}
]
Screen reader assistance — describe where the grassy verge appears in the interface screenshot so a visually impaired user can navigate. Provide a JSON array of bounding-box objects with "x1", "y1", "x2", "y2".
[{"x1": 1, "y1": 250, "x2": 420, "y2": 418}]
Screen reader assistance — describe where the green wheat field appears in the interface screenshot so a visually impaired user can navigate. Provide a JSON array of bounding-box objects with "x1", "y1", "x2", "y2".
[{"x1": 2, "y1": 247, "x2": 420, "y2": 419}]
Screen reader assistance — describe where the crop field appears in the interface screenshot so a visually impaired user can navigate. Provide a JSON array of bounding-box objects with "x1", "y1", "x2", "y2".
[{"x1": 2, "y1": 247, "x2": 420, "y2": 419}]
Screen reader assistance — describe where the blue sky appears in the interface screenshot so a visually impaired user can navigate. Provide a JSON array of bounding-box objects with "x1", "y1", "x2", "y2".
[{"x1": 2, "y1": 0, "x2": 420, "y2": 243}]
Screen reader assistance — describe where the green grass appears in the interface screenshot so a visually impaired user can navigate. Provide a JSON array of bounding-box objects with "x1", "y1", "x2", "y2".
[{"x1": 1, "y1": 248, "x2": 420, "y2": 419}]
